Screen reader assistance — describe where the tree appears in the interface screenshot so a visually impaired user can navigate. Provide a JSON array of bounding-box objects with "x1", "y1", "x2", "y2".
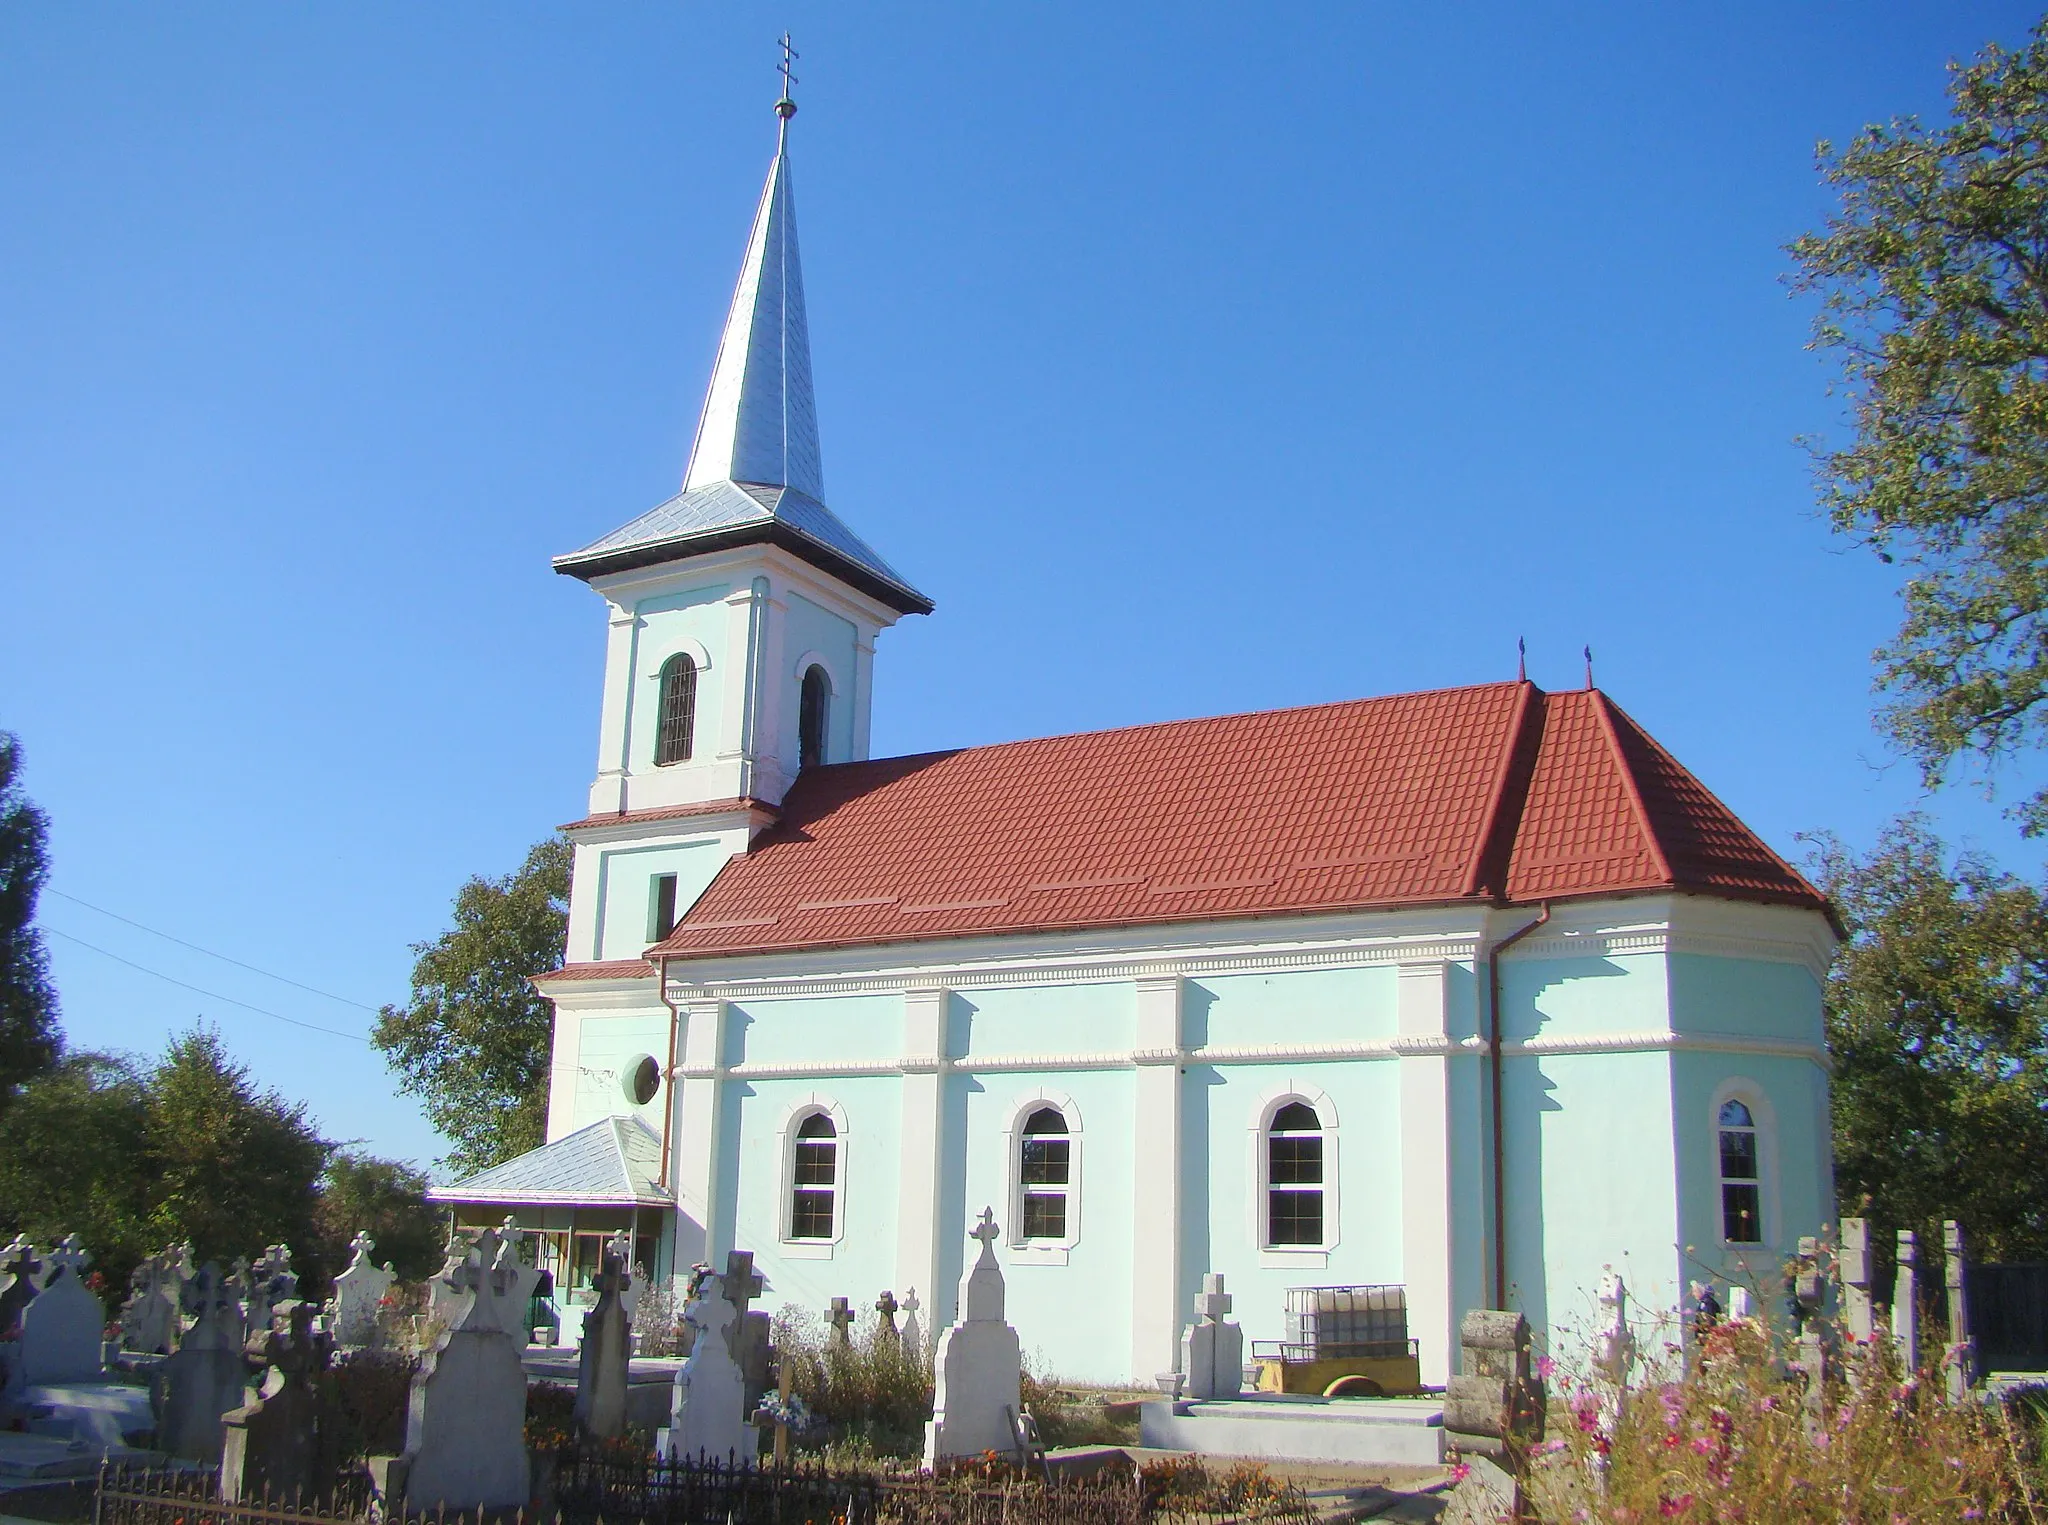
[
  {"x1": 142, "y1": 1026, "x2": 335, "y2": 1265},
  {"x1": 309, "y1": 1151, "x2": 445, "y2": 1291},
  {"x1": 373, "y1": 837, "x2": 570, "y2": 1175},
  {"x1": 0, "y1": 1053, "x2": 155, "y2": 1283},
  {"x1": 0, "y1": 733, "x2": 60, "y2": 1101},
  {"x1": 1791, "y1": 21, "x2": 2048, "y2": 832},
  {"x1": 1809, "y1": 816, "x2": 2048, "y2": 1263}
]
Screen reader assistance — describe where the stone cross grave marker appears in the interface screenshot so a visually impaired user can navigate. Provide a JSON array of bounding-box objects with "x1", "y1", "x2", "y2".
[
  {"x1": 157, "y1": 1262, "x2": 253, "y2": 1462},
  {"x1": 667, "y1": 1258, "x2": 752, "y2": 1462},
  {"x1": 901, "y1": 1287, "x2": 924, "y2": 1364},
  {"x1": 394, "y1": 1224, "x2": 534, "y2": 1512},
  {"x1": 575, "y1": 1233, "x2": 635, "y2": 1440},
  {"x1": 19, "y1": 1235, "x2": 106, "y2": 1386},
  {"x1": 223, "y1": 1302, "x2": 337, "y2": 1504},
  {"x1": 120, "y1": 1249, "x2": 181, "y2": 1356},
  {"x1": 1841, "y1": 1217, "x2": 1875, "y2": 1343},
  {"x1": 1894, "y1": 1228, "x2": 1920, "y2": 1370},
  {"x1": 330, "y1": 1232, "x2": 396, "y2": 1348},
  {"x1": 924, "y1": 1208, "x2": 1024, "y2": 1468},
  {"x1": 719, "y1": 1253, "x2": 773, "y2": 1411},
  {"x1": 1179, "y1": 1273, "x2": 1243, "y2": 1399},
  {"x1": 245, "y1": 1244, "x2": 297, "y2": 1341},
  {"x1": 0, "y1": 1236, "x2": 45, "y2": 1340},
  {"x1": 875, "y1": 1289, "x2": 900, "y2": 1341},
  {"x1": 826, "y1": 1297, "x2": 854, "y2": 1347}
]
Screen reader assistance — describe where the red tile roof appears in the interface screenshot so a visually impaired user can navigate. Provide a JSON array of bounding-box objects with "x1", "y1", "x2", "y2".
[
  {"x1": 558, "y1": 799, "x2": 779, "y2": 833},
  {"x1": 636, "y1": 681, "x2": 1823, "y2": 963},
  {"x1": 532, "y1": 959, "x2": 657, "y2": 984}
]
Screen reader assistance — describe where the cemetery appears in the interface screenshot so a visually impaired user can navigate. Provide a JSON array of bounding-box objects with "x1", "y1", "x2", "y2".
[{"x1": 0, "y1": 1199, "x2": 2025, "y2": 1523}]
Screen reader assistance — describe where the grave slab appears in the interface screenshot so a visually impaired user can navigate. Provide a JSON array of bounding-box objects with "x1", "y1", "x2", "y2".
[{"x1": 1137, "y1": 1395, "x2": 1446, "y2": 1468}]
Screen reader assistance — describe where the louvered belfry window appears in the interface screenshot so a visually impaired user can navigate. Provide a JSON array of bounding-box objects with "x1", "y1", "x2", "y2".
[
  {"x1": 1266, "y1": 1101, "x2": 1325, "y2": 1246},
  {"x1": 655, "y1": 655, "x2": 697, "y2": 766},
  {"x1": 799, "y1": 664, "x2": 830, "y2": 769}
]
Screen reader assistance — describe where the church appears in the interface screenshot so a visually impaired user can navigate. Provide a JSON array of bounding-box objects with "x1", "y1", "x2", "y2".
[{"x1": 432, "y1": 86, "x2": 1838, "y2": 1387}]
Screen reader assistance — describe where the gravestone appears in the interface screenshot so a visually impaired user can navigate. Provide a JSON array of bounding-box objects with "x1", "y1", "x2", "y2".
[
  {"x1": 330, "y1": 1232, "x2": 396, "y2": 1348},
  {"x1": 1841, "y1": 1218, "x2": 1876, "y2": 1344},
  {"x1": 391, "y1": 1224, "x2": 536, "y2": 1512},
  {"x1": 575, "y1": 1233, "x2": 634, "y2": 1440},
  {"x1": 157, "y1": 1262, "x2": 253, "y2": 1462},
  {"x1": 120, "y1": 1249, "x2": 180, "y2": 1356},
  {"x1": 826, "y1": 1297, "x2": 854, "y2": 1347},
  {"x1": 902, "y1": 1287, "x2": 924, "y2": 1364},
  {"x1": 924, "y1": 1209, "x2": 1024, "y2": 1468},
  {"x1": 1944, "y1": 1220, "x2": 1975, "y2": 1400},
  {"x1": 1590, "y1": 1273, "x2": 1635, "y2": 1480},
  {"x1": 222, "y1": 1302, "x2": 337, "y2": 1504},
  {"x1": 719, "y1": 1254, "x2": 773, "y2": 1412},
  {"x1": 19, "y1": 1236, "x2": 105, "y2": 1385},
  {"x1": 1441, "y1": 1310, "x2": 1544, "y2": 1525},
  {"x1": 1178, "y1": 1273, "x2": 1243, "y2": 1399},
  {"x1": 0, "y1": 1237, "x2": 45, "y2": 1340},
  {"x1": 875, "y1": 1289, "x2": 899, "y2": 1341},
  {"x1": 244, "y1": 1245, "x2": 297, "y2": 1340},
  {"x1": 1894, "y1": 1229, "x2": 1920, "y2": 1370},
  {"x1": 666, "y1": 1259, "x2": 752, "y2": 1462},
  {"x1": 1726, "y1": 1286, "x2": 1755, "y2": 1322}
]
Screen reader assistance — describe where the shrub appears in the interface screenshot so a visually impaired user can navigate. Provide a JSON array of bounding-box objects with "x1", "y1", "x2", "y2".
[
  {"x1": 1522, "y1": 1311, "x2": 2048, "y2": 1523},
  {"x1": 327, "y1": 1349, "x2": 413, "y2": 1462},
  {"x1": 773, "y1": 1303, "x2": 934, "y2": 1459}
]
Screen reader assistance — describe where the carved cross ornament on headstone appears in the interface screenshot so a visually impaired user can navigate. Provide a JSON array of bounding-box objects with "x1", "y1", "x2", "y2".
[
  {"x1": 718, "y1": 1251, "x2": 765, "y2": 1316},
  {"x1": 875, "y1": 1289, "x2": 900, "y2": 1338},
  {"x1": 826, "y1": 1297, "x2": 854, "y2": 1345}
]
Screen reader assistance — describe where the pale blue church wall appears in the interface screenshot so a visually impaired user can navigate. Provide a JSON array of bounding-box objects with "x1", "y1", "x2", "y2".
[
  {"x1": 1667, "y1": 954, "x2": 1824, "y2": 1043},
  {"x1": 565, "y1": 1011, "x2": 674, "y2": 1132},
  {"x1": 1670, "y1": 1051, "x2": 1833, "y2": 1290},
  {"x1": 593, "y1": 838, "x2": 730, "y2": 961},
  {"x1": 726, "y1": 1075, "x2": 906, "y2": 1318},
  {"x1": 1188, "y1": 967, "x2": 1397, "y2": 1050},
  {"x1": 627, "y1": 581, "x2": 732, "y2": 767},
  {"x1": 1186, "y1": 1059, "x2": 1405, "y2": 1355},
  {"x1": 961, "y1": 1066, "x2": 1136, "y2": 1383},
  {"x1": 955, "y1": 983, "x2": 1135, "y2": 1058},
  {"x1": 1502, "y1": 952, "x2": 1670, "y2": 1042},
  {"x1": 1503, "y1": 1050, "x2": 1681, "y2": 1355},
  {"x1": 724, "y1": 993, "x2": 904, "y2": 1066},
  {"x1": 782, "y1": 591, "x2": 859, "y2": 764},
  {"x1": 1446, "y1": 1047, "x2": 1493, "y2": 1337}
]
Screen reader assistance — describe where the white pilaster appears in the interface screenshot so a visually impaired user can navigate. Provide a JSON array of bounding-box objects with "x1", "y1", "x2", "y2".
[
  {"x1": 754, "y1": 583, "x2": 790, "y2": 788},
  {"x1": 672, "y1": 996, "x2": 730, "y2": 1274},
  {"x1": 545, "y1": 1007, "x2": 582, "y2": 1142},
  {"x1": 1131, "y1": 975, "x2": 1185, "y2": 1380},
  {"x1": 851, "y1": 632, "x2": 877, "y2": 762},
  {"x1": 717, "y1": 584, "x2": 763, "y2": 775},
  {"x1": 1397, "y1": 959, "x2": 1456, "y2": 1385},
  {"x1": 896, "y1": 987, "x2": 950, "y2": 1320},
  {"x1": 588, "y1": 602, "x2": 640, "y2": 815}
]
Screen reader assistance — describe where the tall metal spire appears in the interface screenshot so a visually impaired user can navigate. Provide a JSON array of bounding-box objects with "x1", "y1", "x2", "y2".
[{"x1": 681, "y1": 45, "x2": 820, "y2": 498}]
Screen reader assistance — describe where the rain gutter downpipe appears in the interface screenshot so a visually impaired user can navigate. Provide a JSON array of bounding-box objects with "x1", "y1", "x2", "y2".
[
  {"x1": 657, "y1": 954, "x2": 681, "y2": 1194},
  {"x1": 1487, "y1": 903, "x2": 1550, "y2": 1310}
]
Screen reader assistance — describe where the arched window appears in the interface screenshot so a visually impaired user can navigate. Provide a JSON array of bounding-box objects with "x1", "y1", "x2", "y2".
[
  {"x1": 1718, "y1": 1098, "x2": 1762, "y2": 1244},
  {"x1": 1266, "y1": 1101, "x2": 1325, "y2": 1247},
  {"x1": 655, "y1": 654, "x2": 697, "y2": 765},
  {"x1": 1019, "y1": 1107, "x2": 1071, "y2": 1241},
  {"x1": 799, "y1": 664, "x2": 831, "y2": 769},
  {"x1": 790, "y1": 1112, "x2": 838, "y2": 1240}
]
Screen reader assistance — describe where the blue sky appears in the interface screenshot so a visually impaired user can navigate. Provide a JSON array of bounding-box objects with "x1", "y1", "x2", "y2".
[{"x1": 4, "y1": 4, "x2": 2044, "y2": 1171}]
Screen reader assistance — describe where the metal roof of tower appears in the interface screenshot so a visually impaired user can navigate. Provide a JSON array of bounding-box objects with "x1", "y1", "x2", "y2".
[{"x1": 554, "y1": 90, "x2": 932, "y2": 616}]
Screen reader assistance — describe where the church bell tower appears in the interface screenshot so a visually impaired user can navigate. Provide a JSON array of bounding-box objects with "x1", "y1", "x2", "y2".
[{"x1": 550, "y1": 76, "x2": 931, "y2": 966}]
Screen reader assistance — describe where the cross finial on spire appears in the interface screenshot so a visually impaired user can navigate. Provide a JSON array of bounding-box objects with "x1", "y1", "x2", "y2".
[
  {"x1": 1584, "y1": 644, "x2": 1595, "y2": 690},
  {"x1": 776, "y1": 34, "x2": 799, "y2": 125},
  {"x1": 1517, "y1": 636, "x2": 1526, "y2": 683}
]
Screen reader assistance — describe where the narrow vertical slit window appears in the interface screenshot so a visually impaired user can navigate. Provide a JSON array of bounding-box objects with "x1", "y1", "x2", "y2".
[
  {"x1": 648, "y1": 874, "x2": 679, "y2": 943},
  {"x1": 1718, "y1": 1099, "x2": 1762, "y2": 1244},
  {"x1": 655, "y1": 655, "x2": 698, "y2": 765},
  {"x1": 799, "y1": 665, "x2": 831, "y2": 769},
  {"x1": 790, "y1": 1112, "x2": 837, "y2": 1240},
  {"x1": 1266, "y1": 1100, "x2": 1325, "y2": 1247},
  {"x1": 1018, "y1": 1107, "x2": 1071, "y2": 1241}
]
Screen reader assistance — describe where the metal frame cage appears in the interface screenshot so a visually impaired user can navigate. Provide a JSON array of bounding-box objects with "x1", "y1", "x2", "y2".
[{"x1": 1251, "y1": 1283, "x2": 1413, "y2": 1363}]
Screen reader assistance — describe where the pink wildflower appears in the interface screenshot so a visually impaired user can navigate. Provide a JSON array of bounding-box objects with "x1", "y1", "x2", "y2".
[
  {"x1": 1659, "y1": 1495, "x2": 1694, "y2": 1518},
  {"x1": 1449, "y1": 1462, "x2": 1472, "y2": 1484},
  {"x1": 1536, "y1": 1355, "x2": 1556, "y2": 1380}
]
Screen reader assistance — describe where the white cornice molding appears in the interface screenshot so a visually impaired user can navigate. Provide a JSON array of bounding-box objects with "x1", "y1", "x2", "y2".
[
  {"x1": 670, "y1": 1028, "x2": 1828, "y2": 1083},
  {"x1": 564, "y1": 811, "x2": 767, "y2": 848}
]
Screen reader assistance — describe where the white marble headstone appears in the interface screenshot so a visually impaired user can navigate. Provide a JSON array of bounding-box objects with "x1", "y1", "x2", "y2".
[{"x1": 924, "y1": 1208, "x2": 1024, "y2": 1467}]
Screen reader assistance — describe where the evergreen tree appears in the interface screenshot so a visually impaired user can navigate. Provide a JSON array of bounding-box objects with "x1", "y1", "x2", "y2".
[{"x1": 0, "y1": 733, "x2": 60, "y2": 1102}]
